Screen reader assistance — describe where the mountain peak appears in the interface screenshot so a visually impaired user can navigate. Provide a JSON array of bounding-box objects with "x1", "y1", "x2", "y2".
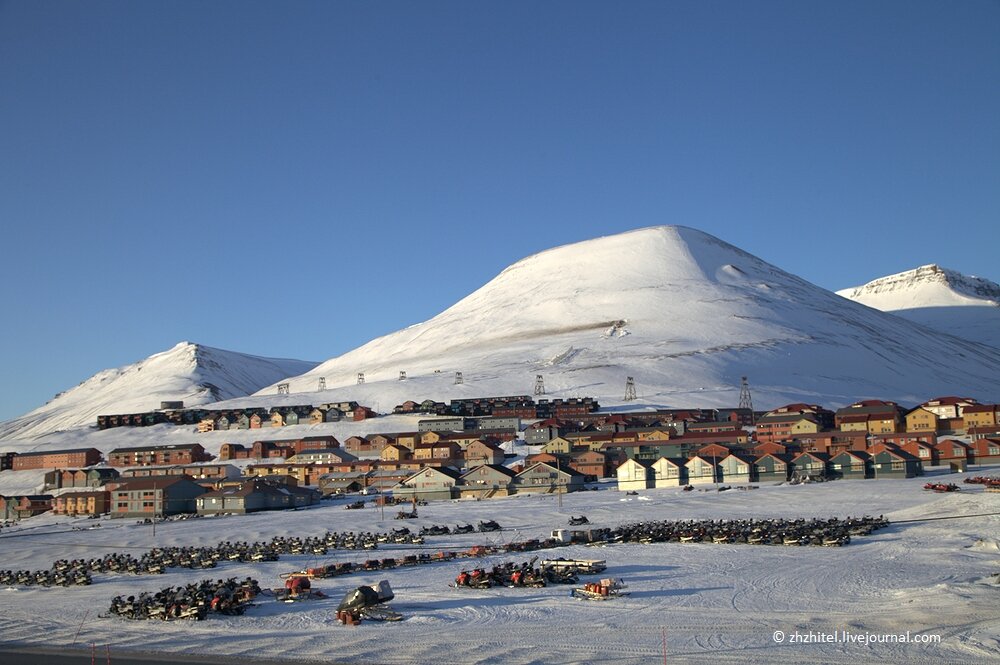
[
  {"x1": 0, "y1": 344, "x2": 318, "y2": 440},
  {"x1": 837, "y1": 265, "x2": 1000, "y2": 309},
  {"x1": 257, "y1": 226, "x2": 1000, "y2": 409}
]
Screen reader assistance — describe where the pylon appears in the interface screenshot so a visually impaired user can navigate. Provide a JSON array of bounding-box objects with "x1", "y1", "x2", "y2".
[
  {"x1": 624, "y1": 377, "x2": 637, "y2": 401},
  {"x1": 739, "y1": 376, "x2": 755, "y2": 424},
  {"x1": 399, "y1": 371, "x2": 407, "y2": 381},
  {"x1": 357, "y1": 372, "x2": 365, "y2": 385},
  {"x1": 318, "y1": 377, "x2": 326, "y2": 391},
  {"x1": 534, "y1": 374, "x2": 545, "y2": 396},
  {"x1": 455, "y1": 371, "x2": 463, "y2": 385}
]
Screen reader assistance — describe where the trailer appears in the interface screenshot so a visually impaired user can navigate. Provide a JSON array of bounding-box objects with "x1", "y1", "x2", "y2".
[{"x1": 540, "y1": 558, "x2": 607, "y2": 575}]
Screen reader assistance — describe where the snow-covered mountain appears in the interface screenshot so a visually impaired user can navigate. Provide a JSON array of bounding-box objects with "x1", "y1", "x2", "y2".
[
  {"x1": 254, "y1": 226, "x2": 1000, "y2": 411},
  {"x1": 0, "y1": 343, "x2": 317, "y2": 440},
  {"x1": 837, "y1": 265, "x2": 1000, "y2": 348}
]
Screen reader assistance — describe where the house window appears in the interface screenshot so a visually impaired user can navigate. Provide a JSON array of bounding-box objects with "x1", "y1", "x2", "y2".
[
  {"x1": 953, "y1": 447, "x2": 964, "y2": 457},
  {"x1": 989, "y1": 446, "x2": 999, "y2": 456},
  {"x1": 890, "y1": 462, "x2": 904, "y2": 470},
  {"x1": 918, "y1": 449, "x2": 930, "y2": 458}
]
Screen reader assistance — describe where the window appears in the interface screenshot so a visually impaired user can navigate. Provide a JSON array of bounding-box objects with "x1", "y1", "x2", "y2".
[
  {"x1": 989, "y1": 446, "x2": 999, "y2": 456},
  {"x1": 891, "y1": 462, "x2": 904, "y2": 470},
  {"x1": 918, "y1": 449, "x2": 930, "y2": 458}
]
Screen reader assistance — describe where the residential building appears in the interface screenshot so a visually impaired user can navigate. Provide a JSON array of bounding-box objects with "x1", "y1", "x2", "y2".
[
  {"x1": 52, "y1": 490, "x2": 111, "y2": 516},
  {"x1": 12, "y1": 448, "x2": 102, "y2": 471},
  {"x1": 458, "y1": 465, "x2": 517, "y2": 499},
  {"x1": 107, "y1": 443, "x2": 212, "y2": 467},
  {"x1": 616, "y1": 459, "x2": 653, "y2": 491},
  {"x1": 195, "y1": 478, "x2": 318, "y2": 515},
  {"x1": 110, "y1": 476, "x2": 207, "y2": 518}
]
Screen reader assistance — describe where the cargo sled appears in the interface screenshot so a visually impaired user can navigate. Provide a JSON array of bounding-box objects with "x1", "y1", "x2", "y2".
[{"x1": 570, "y1": 578, "x2": 628, "y2": 600}]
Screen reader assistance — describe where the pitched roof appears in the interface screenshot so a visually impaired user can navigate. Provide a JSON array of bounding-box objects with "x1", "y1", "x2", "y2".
[
  {"x1": 459, "y1": 464, "x2": 517, "y2": 480},
  {"x1": 112, "y1": 475, "x2": 200, "y2": 492}
]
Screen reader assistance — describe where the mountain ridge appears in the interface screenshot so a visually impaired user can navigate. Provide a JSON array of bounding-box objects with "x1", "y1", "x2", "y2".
[
  {"x1": 0, "y1": 342, "x2": 318, "y2": 440},
  {"x1": 838, "y1": 264, "x2": 1000, "y2": 348}
]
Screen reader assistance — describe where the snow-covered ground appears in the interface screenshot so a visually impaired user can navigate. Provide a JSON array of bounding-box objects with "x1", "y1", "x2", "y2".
[{"x1": 1, "y1": 470, "x2": 998, "y2": 664}]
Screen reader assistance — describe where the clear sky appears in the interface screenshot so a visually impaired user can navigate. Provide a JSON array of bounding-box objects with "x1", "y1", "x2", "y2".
[{"x1": 0, "y1": 1, "x2": 997, "y2": 421}]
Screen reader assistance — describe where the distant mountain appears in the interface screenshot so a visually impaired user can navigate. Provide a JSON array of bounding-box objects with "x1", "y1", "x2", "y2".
[
  {"x1": 255, "y1": 226, "x2": 1000, "y2": 410},
  {"x1": 0, "y1": 342, "x2": 317, "y2": 440},
  {"x1": 837, "y1": 265, "x2": 1000, "y2": 348}
]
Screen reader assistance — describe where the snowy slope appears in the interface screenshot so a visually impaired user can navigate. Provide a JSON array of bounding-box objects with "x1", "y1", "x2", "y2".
[
  {"x1": 837, "y1": 265, "x2": 1000, "y2": 348},
  {"x1": 0, "y1": 343, "x2": 317, "y2": 440},
  {"x1": 256, "y1": 226, "x2": 1000, "y2": 410}
]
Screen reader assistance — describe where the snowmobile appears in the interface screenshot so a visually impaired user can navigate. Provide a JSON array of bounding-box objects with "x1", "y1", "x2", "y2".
[
  {"x1": 395, "y1": 509, "x2": 418, "y2": 520},
  {"x1": 345, "y1": 500, "x2": 365, "y2": 510},
  {"x1": 336, "y1": 580, "x2": 402, "y2": 623},
  {"x1": 478, "y1": 520, "x2": 501, "y2": 532},
  {"x1": 452, "y1": 523, "x2": 475, "y2": 534},
  {"x1": 568, "y1": 516, "x2": 590, "y2": 526},
  {"x1": 420, "y1": 525, "x2": 450, "y2": 536},
  {"x1": 453, "y1": 568, "x2": 493, "y2": 589}
]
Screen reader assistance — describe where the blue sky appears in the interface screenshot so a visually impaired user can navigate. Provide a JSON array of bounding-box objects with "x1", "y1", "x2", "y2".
[{"x1": 0, "y1": 1, "x2": 997, "y2": 421}]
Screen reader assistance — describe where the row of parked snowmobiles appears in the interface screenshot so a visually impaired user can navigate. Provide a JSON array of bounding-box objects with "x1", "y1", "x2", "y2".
[
  {"x1": 0, "y1": 568, "x2": 91, "y2": 587},
  {"x1": 0, "y1": 527, "x2": 439, "y2": 590},
  {"x1": 453, "y1": 559, "x2": 550, "y2": 589},
  {"x1": 418, "y1": 521, "x2": 498, "y2": 536},
  {"x1": 609, "y1": 515, "x2": 889, "y2": 547},
  {"x1": 104, "y1": 577, "x2": 261, "y2": 621}
]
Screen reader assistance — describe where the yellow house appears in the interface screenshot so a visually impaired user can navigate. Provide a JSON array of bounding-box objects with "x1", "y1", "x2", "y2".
[
  {"x1": 380, "y1": 444, "x2": 411, "y2": 462},
  {"x1": 790, "y1": 418, "x2": 821, "y2": 436},
  {"x1": 963, "y1": 406, "x2": 999, "y2": 429},
  {"x1": 541, "y1": 437, "x2": 574, "y2": 455},
  {"x1": 419, "y1": 431, "x2": 442, "y2": 444},
  {"x1": 245, "y1": 463, "x2": 311, "y2": 485},
  {"x1": 270, "y1": 412, "x2": 285, "y2": 427},
  {"x1": 637, "y1": 429, "x2": 672, "y2": 442},
  {"x1": 394, "y1": 433, "x2": 422, "y2": 449},
  {"x1": 905, "y1": 407, "x2": 939, "y2": 433},
  {"x1": 868, "y1": 416, "x2": 899, "y2": 434}
]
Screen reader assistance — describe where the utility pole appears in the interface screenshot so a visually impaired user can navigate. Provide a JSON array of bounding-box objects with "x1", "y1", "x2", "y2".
[
  {"x1": 534, "y1": 375, "x2": 545, "y2": 396},
  {"x1": 151, "y1": 480, "x2": 156, "y2": 539},
  {"x1": 557, "y1": 456, "x2": 563, "y2": 510}
]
